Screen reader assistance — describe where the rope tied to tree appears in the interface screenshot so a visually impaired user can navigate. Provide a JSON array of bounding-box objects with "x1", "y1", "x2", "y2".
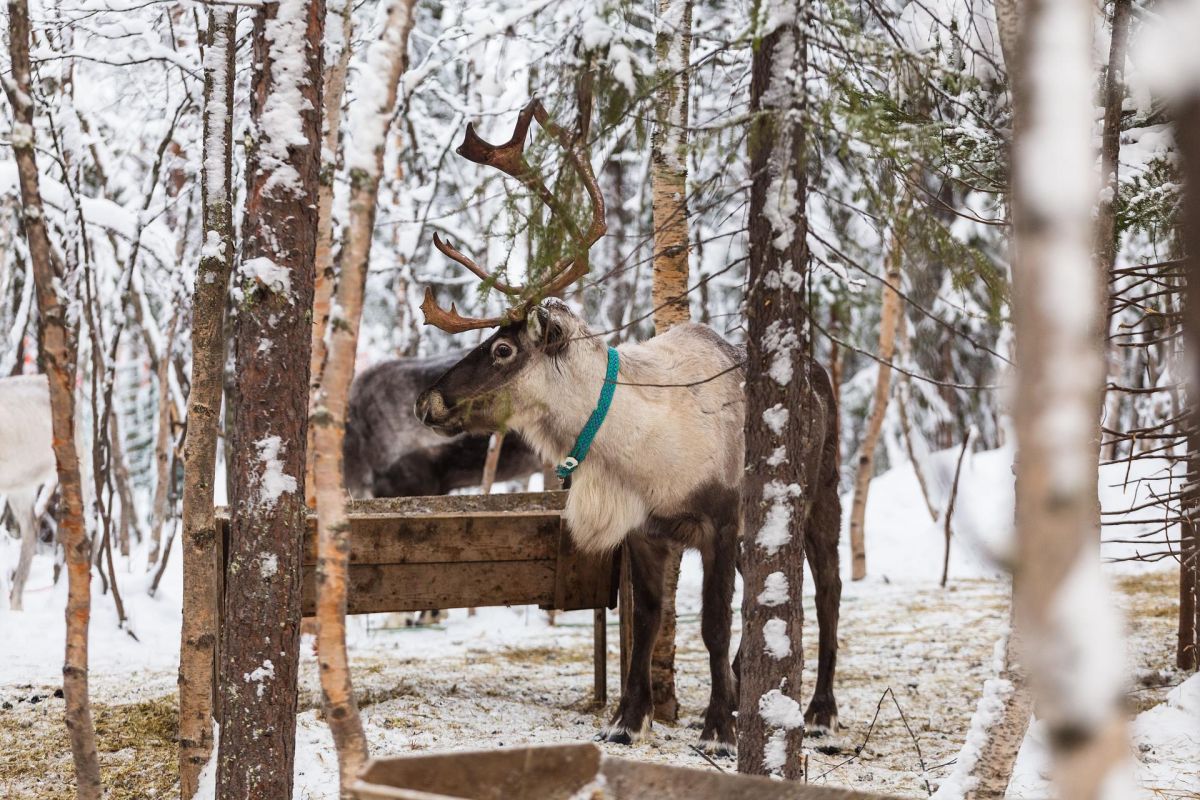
[{"x1": 556, "y1": 346, "x2": 619, "y2": 484}]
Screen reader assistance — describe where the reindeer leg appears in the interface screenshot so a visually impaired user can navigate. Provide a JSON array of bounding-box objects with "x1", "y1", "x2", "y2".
[
  {"x1": 804, "y1": 478, "x2": 842, "y2": 734},
  {"x1": 599, "y1": 533, "x2": 666, "y2": 745},
  {"x1": 698, "y1": 519, "x2": 738, "y2": 755},
  {"x1": 7, "y1": 489, "x2": 39, "y2": 612}
]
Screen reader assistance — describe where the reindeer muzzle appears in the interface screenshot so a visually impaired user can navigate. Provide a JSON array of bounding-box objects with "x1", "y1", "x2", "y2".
[{"x1": 415, "y1": 389, "x2": 456, "y2": 433}]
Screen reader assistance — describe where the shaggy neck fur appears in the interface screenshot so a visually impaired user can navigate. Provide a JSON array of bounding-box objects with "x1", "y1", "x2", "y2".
[{"x1": 508, "y1": 316, "x2": 745, "y2": 553}]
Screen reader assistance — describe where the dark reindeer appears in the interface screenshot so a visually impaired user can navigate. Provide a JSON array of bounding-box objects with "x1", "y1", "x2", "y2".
[
  {"x1": 413, "y1": 100, "x2": 842, "y2": 754},
  {"x1": 343, "y1": 351, "x2": 541, "y2": 499}
]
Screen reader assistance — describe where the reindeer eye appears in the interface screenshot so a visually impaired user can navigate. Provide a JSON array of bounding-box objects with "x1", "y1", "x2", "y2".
[{"x1": 493, "y1": 342, "x2": 514, "y2": 361}]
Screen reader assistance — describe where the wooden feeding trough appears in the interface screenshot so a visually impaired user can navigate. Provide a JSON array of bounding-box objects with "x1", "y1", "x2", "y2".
[
  {"x1": 215, "y1": 491, "x2": 619, "y2": 702},
  {"x1": 351, "y1": 743, "x2": 898, "y2": 800}
]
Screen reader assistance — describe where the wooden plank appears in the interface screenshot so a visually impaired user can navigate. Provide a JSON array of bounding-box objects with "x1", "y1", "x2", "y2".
[
  {"x1": 301, "y1": 511, "x2": 560, "y2": 566},
  {"x1": 347, "y1": 490, "x2": 567, "y2": 517},
  {"x1": 552, "y1": 520, "x2": 618, "y2": 612},
  {"x1": 301, "y1": 561, "x2": 557, "y2": 616},
  {"x1": 594, "y1": 608, "x2": 607, "y2": 706}
]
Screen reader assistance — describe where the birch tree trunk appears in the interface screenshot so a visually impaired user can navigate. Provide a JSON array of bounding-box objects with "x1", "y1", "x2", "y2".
[
  {"x1": 312, "y1": 2, "x2": 416, "y2": 793},
  {"x1": 178, "y1": 8, "x2": 236, "y2": 797},
  {"x1": 848, "y1": 213, "x2": 905, "y2": 580},
  {"x1": 217, "y1": 0, "x2": 323, "y2": 795},
  {"x1": 306, "y1": 0, "x2": 354, "y2": 508},
  {"x1": 646, "y1": 0, "x2": 694, "y2": 724},
  {"x1": 739, "y1": 0, "x2": 814, "y2": 778},
  {"x1": 3, "y1": 2, "x2": 102, "y2": 795},
  {"x1": 1010, "y1": 0, "x2": 1130, "y2": 796}
]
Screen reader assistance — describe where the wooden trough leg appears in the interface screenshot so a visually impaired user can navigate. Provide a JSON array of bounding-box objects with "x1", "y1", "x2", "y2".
[{"x1": 594, "y1": 608, "x2": 607, "y2": 706}]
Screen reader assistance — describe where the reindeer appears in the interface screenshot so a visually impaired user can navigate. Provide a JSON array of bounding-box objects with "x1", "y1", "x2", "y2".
[
  {"x1": 0, "y1": 374, "x2": 56, "y2": 611},
  {"x1": 343, "y1": 350, "x2": 541, "y2": 499},
  {"x1": 412, "y1": 100, "x2": 842, "y2": 754}
]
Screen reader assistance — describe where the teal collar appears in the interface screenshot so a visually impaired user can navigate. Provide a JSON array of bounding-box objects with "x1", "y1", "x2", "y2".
[{"x1": 556, "y1": 346, "x2": 619, "y2": 481}]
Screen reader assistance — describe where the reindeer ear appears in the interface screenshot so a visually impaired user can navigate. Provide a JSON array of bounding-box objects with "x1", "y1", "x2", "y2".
[{"x1": 525, "y1": 307, "x2": 544, "y2": 342}]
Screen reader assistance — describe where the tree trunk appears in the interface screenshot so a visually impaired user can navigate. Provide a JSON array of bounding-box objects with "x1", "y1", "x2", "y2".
[
  {"x1": 306, "y1": 0, "x2": 355, "y2": 509},
  {"x1": 645, "y1": 0, "x2": 694, "y2": 724},
  {"x1": 3, "y1": 2, "x2": 102, "y2": 795},
  {"x1": 739, "y1": 0, "x2": 812, "y2": 779},
  {"x1": 848, "y1": 213, "x2": 905, "y2": 581},
  {"x1": 1010, "y1": 0, "x2": 1130, "y2": 796},
  {"x1": 216, "y1": 0, "x2": 323, "y2": 795},
  {"x1": 1178, "y1": 98, "x2": 1200, "y2": 672},
  {"x1": 312, "y1": 2, "x2": 415, "y2": 794},
  {"x1": 957, "y1": 624, "x2": 1034, "y2": 799},
  {"x1": 149, "y1": 311, "x2": 180, "y2": 568},
  {"x1": 178, "y1": 11, "x2": 236, "y2": 796},
  {"x1": 896, "y1": 315, "x2": 938, "y2": 522},
  {"x1": 109, "y1": 410, "x2": 137, "y2": 556}
]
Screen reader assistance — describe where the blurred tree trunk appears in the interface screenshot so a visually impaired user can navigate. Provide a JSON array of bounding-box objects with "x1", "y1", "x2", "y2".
[
  {"x1": 178, "y1": 8, "x2": 235, "y2": 797},
  {"x1": 848, "y1": 208, "x2": 906, "y2": 580},
  {"x1": 148, "y1": 311, "x2": 180, "y2": 568},
  {"x1": 217, "y1": 0, "x2": 323, "y2": 795},
  {"x1": 3, "y1": 1, "x2": 102, "y2": 796},
  {"x1": 306, "y1": 0, "x2": 354, "y2": 509},
  {"x1": 739, "y1": 0, "x2": 812, "y2": 779},
  {"x1": 1010, "y1": 0, "x2": 1130, "y2": 796},
  {"x1": 645, "y1": 0, "x2": 693, "y2": 724},
  {"x1": 312, "y1": 1, "x2": 415, "y2": 793}
]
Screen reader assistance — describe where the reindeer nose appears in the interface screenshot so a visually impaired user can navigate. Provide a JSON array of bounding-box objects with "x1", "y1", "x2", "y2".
[{"x1": 415, "y1": 389, "x2": 447, "y2": 426}]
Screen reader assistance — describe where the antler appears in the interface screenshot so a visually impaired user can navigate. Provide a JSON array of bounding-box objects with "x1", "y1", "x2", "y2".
[{"x1": 422, "y1": 98, "x2": 608, "y2": 333}]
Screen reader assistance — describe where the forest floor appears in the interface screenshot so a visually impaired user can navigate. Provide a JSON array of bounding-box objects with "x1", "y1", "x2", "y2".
[{"x1": 1, "y1": 449, "x2": 1197, "y2": 798}]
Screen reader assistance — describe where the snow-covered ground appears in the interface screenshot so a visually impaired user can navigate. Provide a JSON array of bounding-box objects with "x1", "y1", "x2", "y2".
[{"x1": 1, "y1": 448, "x2": 1195, "y2": 798}]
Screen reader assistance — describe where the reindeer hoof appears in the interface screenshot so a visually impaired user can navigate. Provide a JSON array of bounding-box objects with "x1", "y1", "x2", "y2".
[
  {"x1": 597, "y1": 713, "x2": 651, "y2": 746},
  {"x1": 596, "y1": 725, "x2": 639, "y2": 746},
  {"x1": 804, "y1": 712, "x2": 839, "y2": 736},
  {"x1": 697, "y1": 735, "x2": 736, "y2": 757}
]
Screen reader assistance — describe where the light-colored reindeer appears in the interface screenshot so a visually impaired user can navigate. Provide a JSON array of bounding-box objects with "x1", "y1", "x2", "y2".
[
  {"x1": 0, "y1": 374, "x2": 56, "y2": 610},
  {"x1": 413, "y1": 100, "x2": 842, "y2": 754}
]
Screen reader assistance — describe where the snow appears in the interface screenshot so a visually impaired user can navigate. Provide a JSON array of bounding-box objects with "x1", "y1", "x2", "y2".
[
  {"x1": 762, "y1": 404, "x2": 789, "y2": 435},
  {"x1": 763, "y1": 320, "x2": 799, "y2": 386},
  {"x1": 244, "y1": 659, "x2": 276, "y2": 699},
  {"x1": 240, "y1": 256, "x2": 293, "y2": 298},
  {"x1": 762, "y1": 617, "x2": 791, "y2": 659},
  {"x1": 756, "y1": 571, "x2": 789, "y2": 606},
  {"x1": 1, "y1": 450, "x2": 1193, "y2": 797},
  {"x1": 756, "y1": 480, "x2": 802, "y2": 555},
  {"x1": 343, "y1": 0, "x2": 415, "y2": 176},
  {"x1": 193, "y1": 723, "x2": 219, "y2": 800},
  {"x1": 202, "y1": 11, "x2": 232, "y2": 208},
  {"x1": 259, "y1": 552, "x2": 279, "y2": 578},
  {"x1": 255, "y1": 435, "x2": 298, "y2": 508},
  {"x1": 1131, "y1": 0, "x2": 1200, "y2": 101},
  {"x1": 258, "y1": 0, "x2": 316, "y2": 198}
]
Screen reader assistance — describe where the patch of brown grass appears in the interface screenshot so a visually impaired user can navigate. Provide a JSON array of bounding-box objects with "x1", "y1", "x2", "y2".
[{"x1": 0, "y1": 695, "x2": 178, "y2": 800}]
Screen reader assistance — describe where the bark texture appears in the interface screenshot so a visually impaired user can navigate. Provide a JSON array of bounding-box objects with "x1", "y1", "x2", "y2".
[
  {"x1": 847, "y1": 217, "x2": 905, "y2": 580},
  {"x1": 646, "y1": 0, "x2": 694, "y2": 724},
  {"x1": 216, "y1": 0, "x2": 323, "y2": 795},
  {"x1": 1178, "y1": 98, "x2": 1200, "y2": 672},
  {"x1": 3, "y1": 2, "x2": 102, "y2": 795},
  {"x1": 178, "y1": 8, "x2": 235, "y2": 797},
  {"x1": 306, "y1": 0, "x2": 355, "y2": 508},
  {"x1": 311, "y1": 1, "x2": 415, "y2": 793},
  {"x1": 738, "y1": 0, "x2": 814, "y2": 778},
  {"x1": 1010, "y1": 0, "x2": 1130, "y2": 796}
]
